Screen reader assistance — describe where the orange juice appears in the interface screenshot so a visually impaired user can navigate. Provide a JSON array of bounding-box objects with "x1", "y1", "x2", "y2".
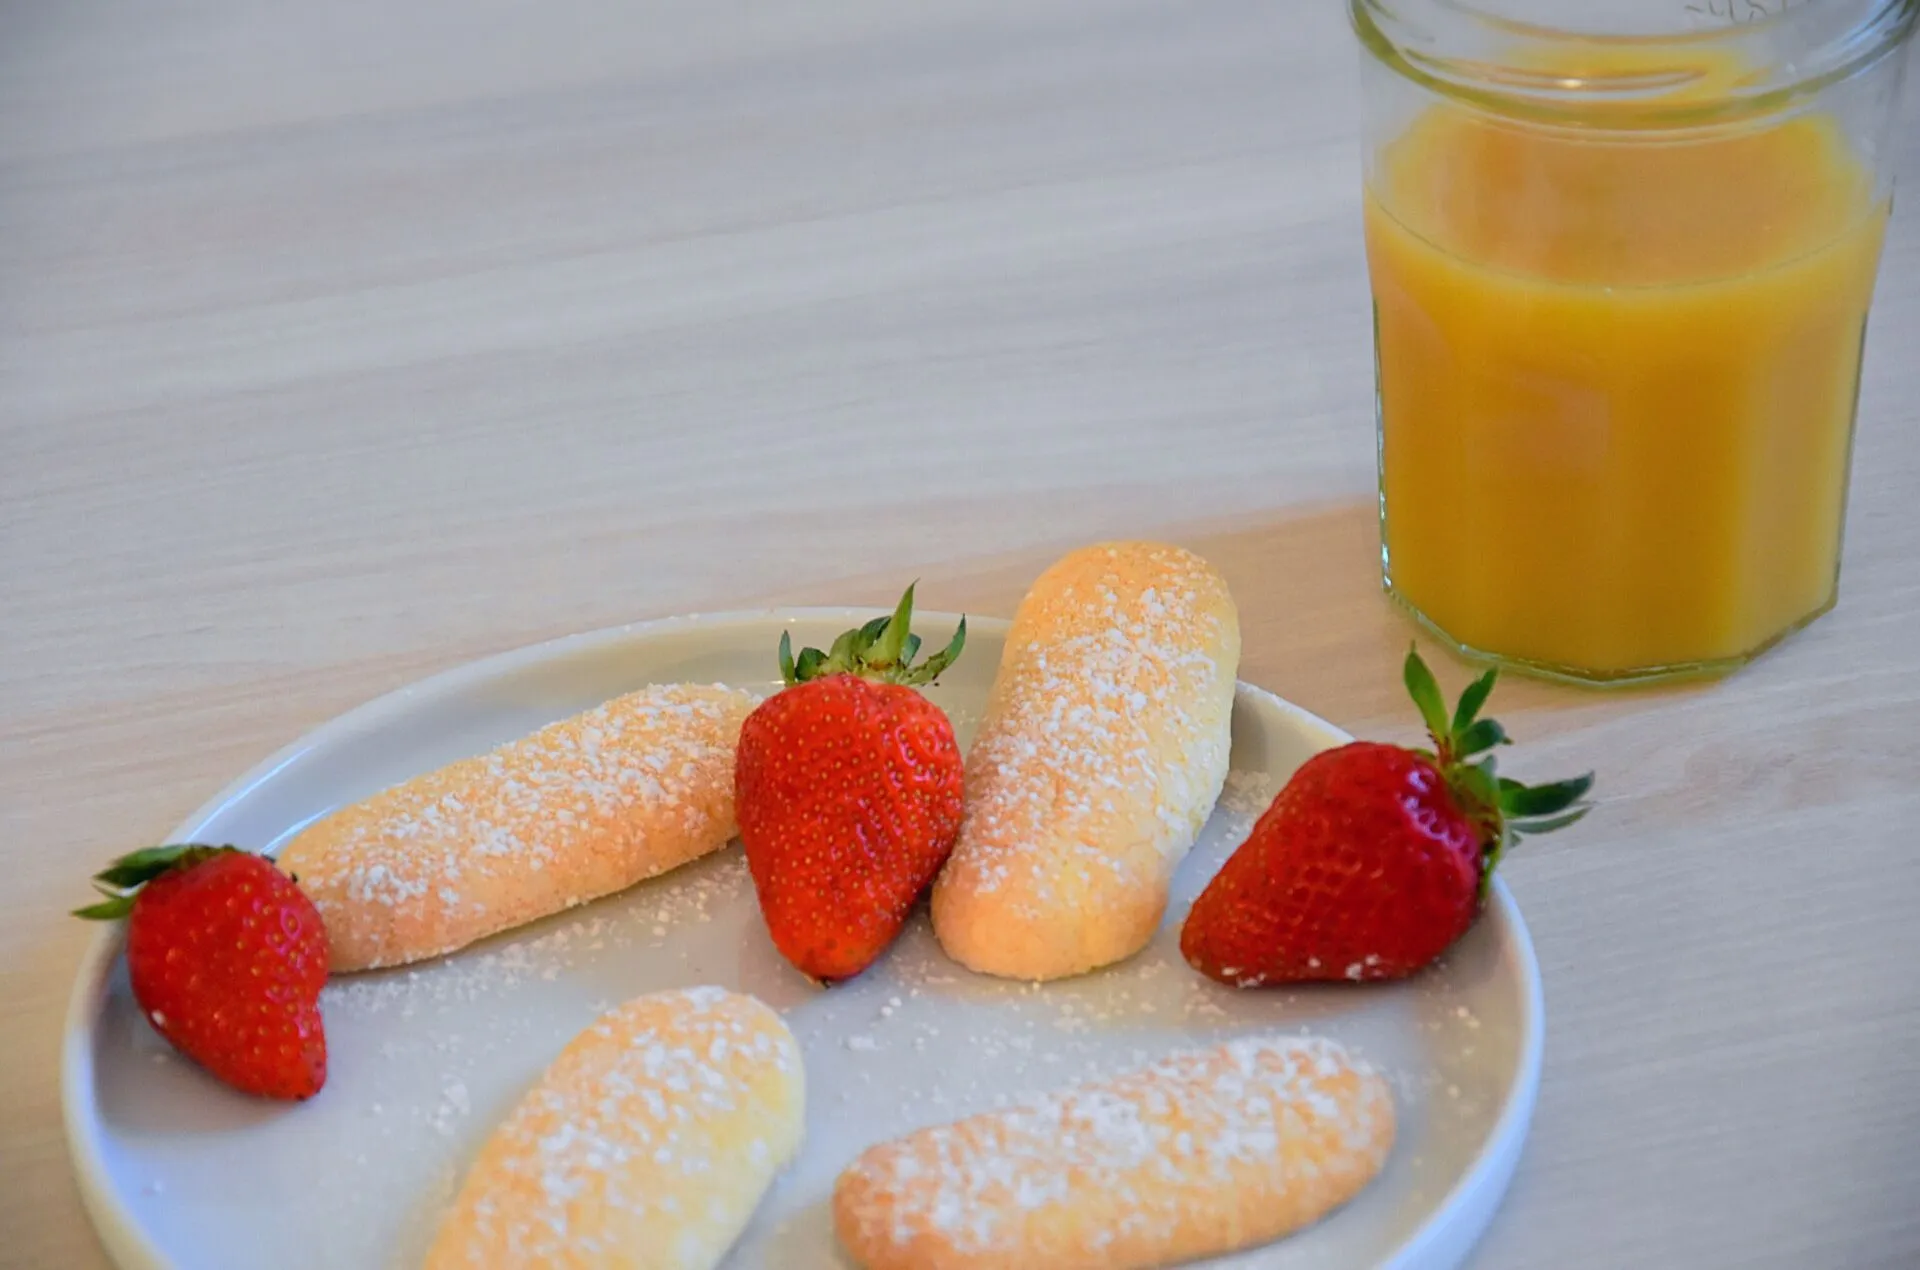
[{"x1": 1367, "y1": 106, "x2": 1888, "y2": 678}]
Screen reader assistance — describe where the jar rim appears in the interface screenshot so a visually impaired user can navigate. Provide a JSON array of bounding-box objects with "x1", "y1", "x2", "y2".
[{"x1": 1351, "y1": 0, "x2": 1918, "y2": 128}]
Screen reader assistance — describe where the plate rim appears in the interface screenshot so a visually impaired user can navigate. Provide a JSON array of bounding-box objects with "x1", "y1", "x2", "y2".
[{"x1": 62, "y1": 606, "x2": 1544, "y2": 1270}]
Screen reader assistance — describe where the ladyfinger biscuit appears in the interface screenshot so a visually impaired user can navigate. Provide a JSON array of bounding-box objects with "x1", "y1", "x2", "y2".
[
  {"x1": 833, "y1": 1034, "x2": 1393, "y2": 1270},
  {"x1": 280, "y1": 683, "x2": 754, "y2": 971},
  {"x1": 427, "y1": 986, "x2": 804, "y2": 1270},
  {"x1": 932, "y1": 542, "x2": 1239, "y2": 980}
]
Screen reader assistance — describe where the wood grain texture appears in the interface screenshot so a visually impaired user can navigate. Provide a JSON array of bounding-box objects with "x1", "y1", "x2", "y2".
[{"x1": 2, "y1": 1, "x2": 1916, "y2": 1267}]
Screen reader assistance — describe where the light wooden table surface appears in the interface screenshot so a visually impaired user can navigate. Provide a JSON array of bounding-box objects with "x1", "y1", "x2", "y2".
[{"x1": 4, "y1": 2, "x2": 1918, "y2": 1266}]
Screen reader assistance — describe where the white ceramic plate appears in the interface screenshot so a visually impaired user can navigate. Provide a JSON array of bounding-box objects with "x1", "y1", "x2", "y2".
[{"x1": 64, "y1": 609, "x2": 1542, "y2": 1270}]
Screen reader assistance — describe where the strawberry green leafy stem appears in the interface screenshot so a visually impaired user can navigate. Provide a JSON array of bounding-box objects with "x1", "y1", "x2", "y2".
[
  {"x1": 72, "y1": 844, "x2": 238, "y2": 920},
  {"x1": 1403, "y1": 645, "x2": 1595, "y2": 896},
  {"x1": 778, "y1": 582, "x2": 967, "y2": 687}
]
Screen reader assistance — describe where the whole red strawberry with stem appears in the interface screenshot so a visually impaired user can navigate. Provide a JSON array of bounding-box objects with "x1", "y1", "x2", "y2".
[
  {"x1": 76, "y1": 845, "x2": 330, "y2": 1099},
  {"x1": 737, "y1": 584, "x2": 967, "y2": 983},
  {"x1": 1181, "y1": 647, "x2": 1593, "y2": 986}
]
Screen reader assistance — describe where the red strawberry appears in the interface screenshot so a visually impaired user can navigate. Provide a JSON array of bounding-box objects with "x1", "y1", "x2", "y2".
[
  {"x1": 1181, "y1": 647, "x2": 1592, "y2": 986},
  {"x1": 737, "y1": 584, "x2": 967, "y2": 982},
  {"x1": 76, "y1": 845, "x2": 330, "y2": 1099}
]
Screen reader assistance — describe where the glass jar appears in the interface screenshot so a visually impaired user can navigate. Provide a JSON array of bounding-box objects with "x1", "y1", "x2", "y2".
[{"x1": 1351, "y1": 0, "x2": 1916, "y2": 685}]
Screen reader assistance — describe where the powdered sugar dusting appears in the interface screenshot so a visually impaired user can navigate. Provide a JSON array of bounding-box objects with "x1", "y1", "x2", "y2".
[
  {"x1": 1216, "y1": 768, "x2": 1276, "y2": 820},
  {"x1": 282, "y1": 683, "x2": 752, "y2": 969},
  {"x1": 319, "y1": 855, "x2": 757, "y2": 1074},
  {"x1": 938, "y1": 544, "x2": 1237, "y2": 968},
  {"x1": 429, "y1": 987, "x2": 801, "y2": 1267},
  {"x1": 102, "y1": 616, "x2": 1527, "y2": 1270},
  {"x1": 837, "y1": 1034, "x2": 1395, "y2": 1263}
]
